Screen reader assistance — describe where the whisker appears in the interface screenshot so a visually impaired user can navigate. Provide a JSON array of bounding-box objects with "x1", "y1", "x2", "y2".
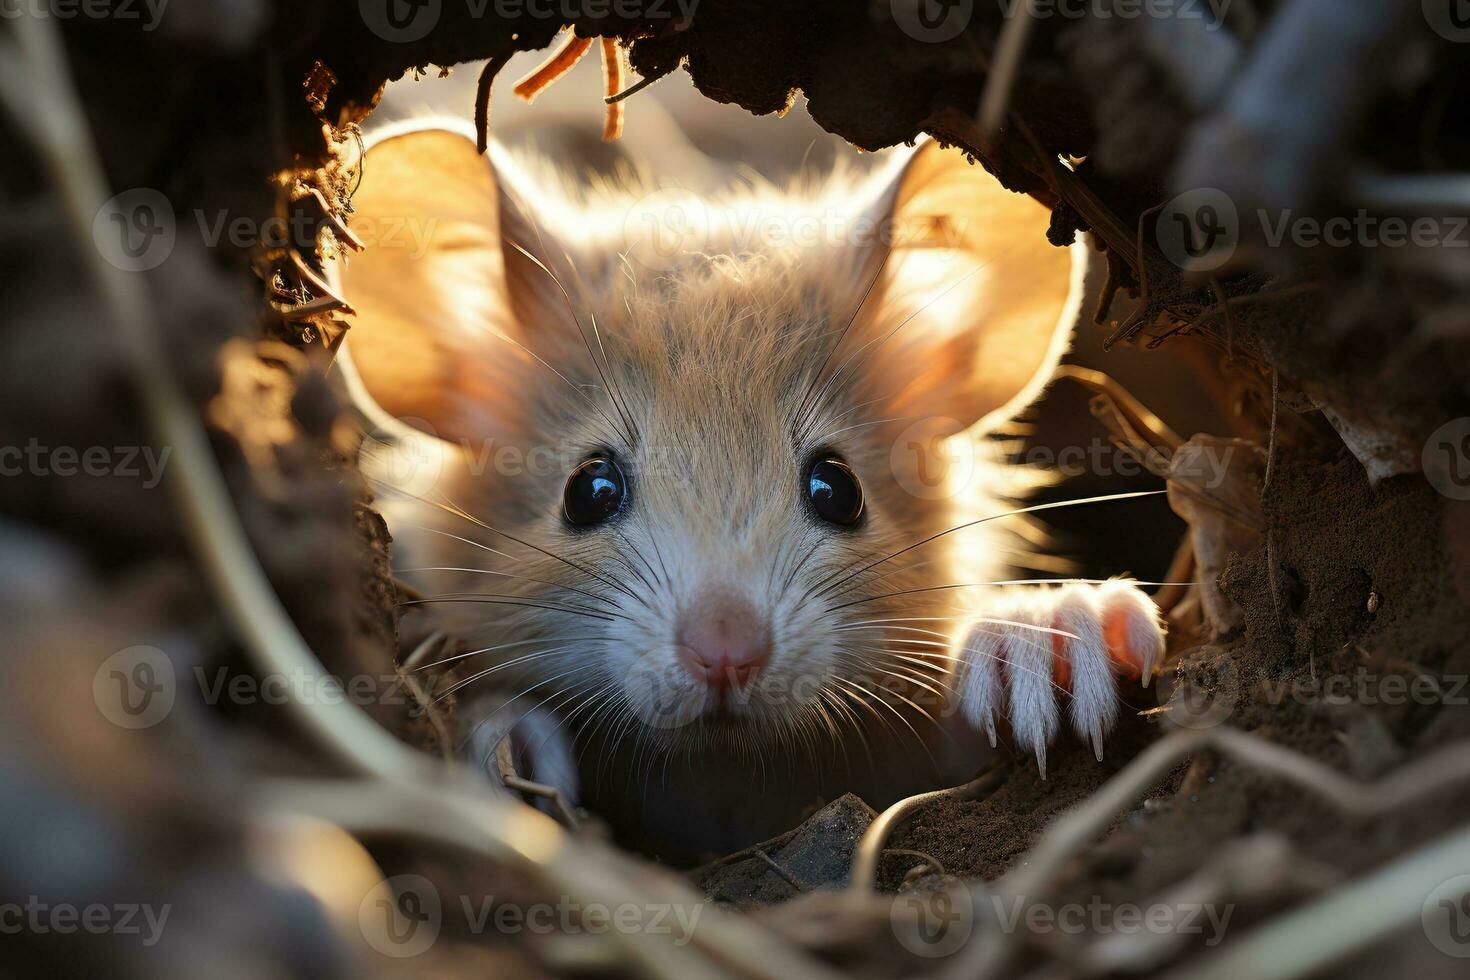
[
  {"x1": 796, "y1": 259, "x2": 987, "y2": 446},
  {"x1": 847, "y1": 658, "x2": 954, "y2": 702},
  {"x1": 958, "y1": 626, "x2": 1075, "y2": 697},
  {"x1": 825, "y1": 556, "x2": 946, "y2": 599},
  {"x1": 398, "y1": 565, "x2": 619, "y2": 608},
  {"x1": 838, "y1": 614, "x2": 1075, "y2": 641},
  {"x1": 873, "y1": 651, "x2": 959, "y2": 681},
  {"x1": 411, "y1": 633, "x2": 604, "y2": 672},
  {"x1": 830, "y1": 674, "x2": 933, "y2": 746},
  {"x1": 791, "y1": 246, "x2": 892, "y2": 443},
  {"x1": 838, "y1": 614, "x2": 974, "y2": 628},
  {"x1": 435, "y1": 649, "x2": 585, "y2": 703},
  {"x1": 610, "y1": 524, "x2": 666, "y2": 590},
  {"x1": 397, "y1": 497, "x2": 650, "y2": 610},
  {"x1": 828, "y1": 676, "x2": 901, "y2": 741},
  {"x1": 439, "y1": 646, "x2": 588, "y2": 694},
  {"x1": 830, "y1": 575, "x2": 1195, "y2": 611},
  {"x1": 402, "y1": 593, "x2": 620, "y2": 623},
  {"x1": 836, "y1": 623, "x2": 954, "y2": 640},
  {"x1": 812, "y1": 490, "x2": 1167, "y2": 600},
  {"x1": 775, "y1": 525, "x2": 824, "y2": 596},
  {"x1": 810, "y1": 415, "x2": 911, "y2": 441},
  {"x1": 469, "y1": 675, "x2": 607, "y2": 768},
  {"x1": 505, "y1": 238, "x2": 639, "y2": 445},
  {"x1": 575, "y1": 689, "x2": 633, "y2": 772},
  {"x1": 524, "y1": 677, "x2": 623, "y2": 765}
]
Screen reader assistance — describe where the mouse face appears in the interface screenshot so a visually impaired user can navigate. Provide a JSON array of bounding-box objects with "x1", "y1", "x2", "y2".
[
  {"x1": 341, "y1": 120, "x2": 1079, "y2": 764},
  {"x1": 438, "y1": 254, "x2": 958, "y2": 745}
]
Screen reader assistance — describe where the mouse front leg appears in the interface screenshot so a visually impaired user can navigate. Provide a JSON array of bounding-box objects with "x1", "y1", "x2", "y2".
[{"x1": 952, "y1": 580, "x2": 1165, "y2": 777}]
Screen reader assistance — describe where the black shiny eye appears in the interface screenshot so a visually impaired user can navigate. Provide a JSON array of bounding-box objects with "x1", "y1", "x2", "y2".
[
  {"x1": 563, "y1": 457, "x2": 627, "y2": 527},
  {"x1": 807, "y1": 457, "x2": 863, "y2": 527}
]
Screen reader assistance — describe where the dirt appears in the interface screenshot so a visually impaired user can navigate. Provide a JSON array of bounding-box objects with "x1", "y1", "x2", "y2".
[
  {"x1": 850, "y1": 448, "x2": 1469, "y2": 975},
  {"x1": 880, "y1": 697, "x2": 1172, "y2": 890}
]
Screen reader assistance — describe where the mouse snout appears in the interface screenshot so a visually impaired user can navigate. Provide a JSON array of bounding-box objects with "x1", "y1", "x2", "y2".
[{"x1": 675, "y1": 591, "x2": 772, "y2": 689}]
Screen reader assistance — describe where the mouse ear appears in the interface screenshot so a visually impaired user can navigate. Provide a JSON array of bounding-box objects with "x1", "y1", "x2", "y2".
[
  {"x1": 336, "y1": 123, "x2": 577, "y2": 444},
  {"x1": 851, "y1": 139, "x2": 1084, "y2": 433}
]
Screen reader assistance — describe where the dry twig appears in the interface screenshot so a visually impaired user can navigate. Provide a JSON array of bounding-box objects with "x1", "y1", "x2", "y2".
[
  {"x1": 600, "y1": 37, "x2": 624, "y2": 142},
  {"x1": 514, "y1": 33, "x2": 593, "y2": 102},
  {"x1": 941, "y1": 726, "x2": 1470, "y2": 980},
  {"x1": 851, "y1": 765, "x2": 1007, "y2": 892},
  {"x1": 1163, "y1": 824, "x2": 1470, "y2": 980}
]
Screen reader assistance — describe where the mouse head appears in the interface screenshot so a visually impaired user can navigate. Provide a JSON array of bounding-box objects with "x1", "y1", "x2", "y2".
[{"x1": 342, "y1": 120, "x2": 1080, "y2": 752}]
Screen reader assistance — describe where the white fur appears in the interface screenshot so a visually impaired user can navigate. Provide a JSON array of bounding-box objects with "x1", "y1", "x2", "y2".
[
  {"x1": 338, "y1": 119, "x2": 1161, "y2": 827},
  {"x1": 954, "y1": 580, "x2": 1165, "y2": 777}
]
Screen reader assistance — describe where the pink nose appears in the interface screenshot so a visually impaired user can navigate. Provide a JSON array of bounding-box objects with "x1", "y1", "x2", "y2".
[{"x1": 676, "y1": 593, "x2": 772, "y2": 689}]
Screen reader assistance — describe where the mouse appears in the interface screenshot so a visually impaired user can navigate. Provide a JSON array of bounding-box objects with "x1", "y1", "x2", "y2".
[{"x1": 336, "y1": 118, "x2": 1165, "y2": 859}]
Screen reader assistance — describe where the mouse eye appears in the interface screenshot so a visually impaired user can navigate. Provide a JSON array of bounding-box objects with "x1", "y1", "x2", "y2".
[
  {"x1": 564, "y1": 457, "x2": 627, "y2": 527},
  {"x1": 806, "y1": 457, "x2": 863, "y2": 527}
]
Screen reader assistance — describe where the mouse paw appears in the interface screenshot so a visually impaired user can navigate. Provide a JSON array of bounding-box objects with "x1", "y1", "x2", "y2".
[{"x1": 955, "y1": 580, "x2": 1164, "y2": 777}]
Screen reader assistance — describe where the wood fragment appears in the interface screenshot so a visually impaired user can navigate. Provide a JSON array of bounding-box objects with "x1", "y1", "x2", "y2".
[
  {"x1": 600, "y1": 37, "x2": 624, "y2": 142},
  {"x1": 513, "y1": 34, "x2": 594, "y2": 103},
  {"x1": 850, "y1": 765, "x2": 1006, "y2": 892},
  {"x1": 475, "y1": 52, "x2": 514, "y2": 155}
]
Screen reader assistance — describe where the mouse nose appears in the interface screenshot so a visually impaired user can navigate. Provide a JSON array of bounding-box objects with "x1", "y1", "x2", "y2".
[{"x1": 676, "y1": 592, "x2": 772, "y2": 690}]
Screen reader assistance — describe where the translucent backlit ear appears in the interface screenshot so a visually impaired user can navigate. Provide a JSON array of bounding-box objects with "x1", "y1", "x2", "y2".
[
  {"x1": 336, "y1": 122, "x2": 576, "y2": 444},
  {"x1": 853, "y1": 140, "x2": 1084, "y2": 432}
]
